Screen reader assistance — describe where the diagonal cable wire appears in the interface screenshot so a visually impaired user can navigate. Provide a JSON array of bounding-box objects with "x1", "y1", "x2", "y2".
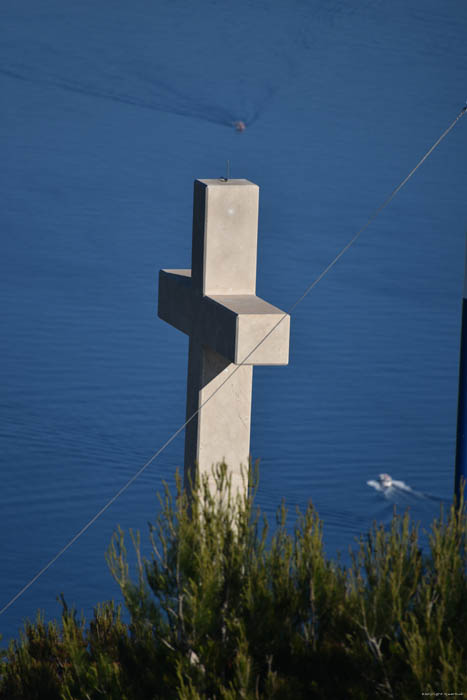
[{"x1": 1, "y1": 104, "x2": 465, "y2": 618}]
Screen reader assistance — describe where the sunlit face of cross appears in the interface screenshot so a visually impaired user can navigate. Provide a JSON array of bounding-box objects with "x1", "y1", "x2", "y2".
[{"x1": 158, "y1": 179, "x2": 290, "y2": 498}]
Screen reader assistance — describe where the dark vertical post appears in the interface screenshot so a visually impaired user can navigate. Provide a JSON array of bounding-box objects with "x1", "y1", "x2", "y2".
[{"x1": 454, "y1": 236, "x2": 467, "y2": 501}]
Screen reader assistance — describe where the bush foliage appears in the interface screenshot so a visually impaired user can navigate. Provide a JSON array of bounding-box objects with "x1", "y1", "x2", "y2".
[{"x1": 1, "y1": 464, "x2": 466, "y2": 699}]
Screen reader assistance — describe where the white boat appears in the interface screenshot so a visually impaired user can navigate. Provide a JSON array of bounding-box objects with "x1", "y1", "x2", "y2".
[{"x1": 378, "y1": 473, "x2": 393, "y2": 488}]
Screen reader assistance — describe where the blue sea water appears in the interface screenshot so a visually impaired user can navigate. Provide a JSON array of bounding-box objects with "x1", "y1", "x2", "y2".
[{"x1": 1, "y1": 0, "x2": 467, "y2": 643}]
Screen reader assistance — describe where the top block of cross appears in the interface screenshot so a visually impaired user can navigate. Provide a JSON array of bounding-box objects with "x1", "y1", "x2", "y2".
[
  {"x1": 192, "y1": 178, "x2": 260, "y2": 296},
  {"x1": 158, "y1": 178, "x2": 290, "y2": 366}
]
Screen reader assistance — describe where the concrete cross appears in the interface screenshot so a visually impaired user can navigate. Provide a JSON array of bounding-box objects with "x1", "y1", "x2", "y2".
[{"x1": 158, "y1": 178, "x2": 290, "y2": 498}]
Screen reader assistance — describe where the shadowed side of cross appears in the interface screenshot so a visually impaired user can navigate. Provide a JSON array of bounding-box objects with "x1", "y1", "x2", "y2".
[{"x1": 158, "y1": 179, "x2": 290, "y2": 499}]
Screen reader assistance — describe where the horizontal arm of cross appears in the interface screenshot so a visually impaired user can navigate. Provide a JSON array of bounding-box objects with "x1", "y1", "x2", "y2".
[{"x1": 158, "y1": 269, "x2": 290, "y2": 366}]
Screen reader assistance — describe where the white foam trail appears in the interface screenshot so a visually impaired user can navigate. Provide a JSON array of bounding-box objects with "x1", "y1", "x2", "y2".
[
  {"x1": 391, "y1": 479, "x2": 416, "y2": 493},
  {"x1": 366, "y1": 477, "x2": 427, "y2": 500},
  {"x1": 366, "y1": 479, "x2": 384, "y2": 492}
]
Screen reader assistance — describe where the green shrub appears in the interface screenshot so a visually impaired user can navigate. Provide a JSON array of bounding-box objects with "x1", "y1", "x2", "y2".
[
  {"x1": 0, "y1": 600, "x2": 127, "y2": 700},
  {"x1": 1, "y1": 463, "x2": 466, "y2": 699}
]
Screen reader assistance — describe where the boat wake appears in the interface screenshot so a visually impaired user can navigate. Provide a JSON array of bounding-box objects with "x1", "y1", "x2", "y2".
[{"x1": 366, "y1": 473, "x2": 428, "y2": 500}]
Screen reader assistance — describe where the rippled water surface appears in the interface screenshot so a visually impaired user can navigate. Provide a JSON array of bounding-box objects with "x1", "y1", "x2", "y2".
[{"x1": 1, "y1": 0, "x2": 467, "y2": 642}]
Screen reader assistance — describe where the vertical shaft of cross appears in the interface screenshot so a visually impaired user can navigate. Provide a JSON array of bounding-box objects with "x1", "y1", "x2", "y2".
[
  {"x1": 184, "y1": 339, "x2": 253, "y2": 496},
  {"x1": 158, "y1": 178, "x2": 290, "y2": 502},
  {"x1": 184, "y1": 180, "x2": 259, "y2": 494}
]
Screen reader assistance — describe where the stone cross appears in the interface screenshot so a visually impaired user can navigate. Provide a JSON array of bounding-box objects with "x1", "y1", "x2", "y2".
[{"x1": 158, "y1": 179, "x2": 290, "y2": 498}]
